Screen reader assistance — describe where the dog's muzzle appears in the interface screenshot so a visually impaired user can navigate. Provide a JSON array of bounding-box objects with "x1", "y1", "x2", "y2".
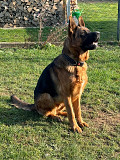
[{"x1": 82, "y1": 31, "x2": 100, "y2": 51}]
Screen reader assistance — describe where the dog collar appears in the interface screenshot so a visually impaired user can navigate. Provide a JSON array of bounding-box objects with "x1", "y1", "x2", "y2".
[{"x1": 63, "y1": 54, "x2": 84, "y2": 67}]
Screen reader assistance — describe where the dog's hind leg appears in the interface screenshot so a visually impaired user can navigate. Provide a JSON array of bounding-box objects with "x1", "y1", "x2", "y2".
[
  {"x1": 57, "y1": 111, "x2": 67, "y2": 117},
  {"x1": 35, "y1": 93, "x2": 62, "y2": 121},
  {"x1": 45, "y1": 108, "x2": 63, "y2": 122},
  {"x1": 56, "y1": 104, "x2": 67, "y2": 117}
]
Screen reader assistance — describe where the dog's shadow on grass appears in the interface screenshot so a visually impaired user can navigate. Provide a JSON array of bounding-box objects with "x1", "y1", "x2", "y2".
[{"x1": 0, "y1": 99, "x2": 68, "y2": 129}]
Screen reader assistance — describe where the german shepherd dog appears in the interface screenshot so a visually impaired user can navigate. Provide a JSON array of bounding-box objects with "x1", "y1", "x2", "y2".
[{"x1": 11, "y1": 16, "x2": 100, "y2": 133}]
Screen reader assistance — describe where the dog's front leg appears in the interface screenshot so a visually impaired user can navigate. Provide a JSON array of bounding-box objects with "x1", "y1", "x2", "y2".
[
  {"x1": 73, "y1": 98, "x2": 89, "y2": 128},
  {"x1": 64, "y1": 96, "x2": 82, "y2": 133}
]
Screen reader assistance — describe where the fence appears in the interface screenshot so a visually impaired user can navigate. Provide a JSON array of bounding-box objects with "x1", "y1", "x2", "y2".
[{"x1": 0, "y1": 0, "x2": 119, "y2": 48}]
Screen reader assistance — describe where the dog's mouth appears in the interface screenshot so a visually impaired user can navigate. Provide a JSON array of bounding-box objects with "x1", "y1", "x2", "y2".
[{"x1": 92, "y1": 38, "x2": 99, "y2": 47}]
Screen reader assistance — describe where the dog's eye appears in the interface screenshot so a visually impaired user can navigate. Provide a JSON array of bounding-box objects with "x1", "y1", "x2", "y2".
[
  {"x1": 83, "y1": 30, "x2": 88, "y2": 35},
  {"x1": 80, "y1": 34, "x2": 86, "y2": 38},
  {"x1": 80, "y1": 34, "x2": 84, "y2": 38},
  {"x1": 80, "y1": 30, "x2": 86, "y2": 36},
  {"x1": 83, "y1": 30, "x2": 90, "y2": 35}
]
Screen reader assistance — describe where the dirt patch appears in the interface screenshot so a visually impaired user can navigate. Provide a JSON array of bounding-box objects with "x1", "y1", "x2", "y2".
[
  {"x1": 93, "y1": 111, "x2": 120, "y2": 128},
  {"x1": 82, "y1": 105, "x2": 120, "y2": 131}
]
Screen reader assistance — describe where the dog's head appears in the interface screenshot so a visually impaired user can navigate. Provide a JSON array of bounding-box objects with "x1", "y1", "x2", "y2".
[{"x1": 68, "y1": 16, "x2": 100, "y2": 52}]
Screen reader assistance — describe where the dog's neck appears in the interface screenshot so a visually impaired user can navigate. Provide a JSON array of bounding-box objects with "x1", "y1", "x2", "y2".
[{"x1": 62, "y1": 38, "x2": 89, "y2": 62}]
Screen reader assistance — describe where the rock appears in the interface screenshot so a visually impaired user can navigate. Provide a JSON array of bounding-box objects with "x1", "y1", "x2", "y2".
[
  {"x1": 28, "y1": 7, "x2": 32, "y2": 12},
  {"x1": 0, "y1": 18, "x2": 4, "y2": 23},
  {"x1": 5, "y1": 6, "x2": 8, "y2": 10},
  {"x1": 5, "y1": 12, "x2": 10, "y2": 17},
  {"x1": 14, "y1": 19, "x2": 19, "y2": 24},
  {"x1": 24, "y1": 16, "x2": 28, "y2": 21},
  {"x1": 13, "y1": 2, "x2": 16, "y2": 6},
  {"x1": 3, "y1": 23, "x2": 10, "y2": 28},
  {"x1": 25, "y1": 0, "x2": 29, "y2": 2},
  {"x1": 54, "y1": 0, "x2": 60, "y2": 2},
  {"x1": 26, "y1": 2, "x2": 31, "y2": 6},
  {"x1": 53, "y1": 5, "x2": 57, "y2": 10},
  {"x1": 18, "y1": 5, "x2": 24, "y2": 11},
  {"x1": 0, "y1": 12, "x2": 4, "y2": 18},
  {"x1": 2, "y1": 1, "x2": 8, "y2": 7}
]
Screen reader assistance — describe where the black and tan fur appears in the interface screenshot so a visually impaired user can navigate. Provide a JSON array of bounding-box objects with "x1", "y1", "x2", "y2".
[{"x1": 11, "y1": 16, "x2": 100, "y2": 133}]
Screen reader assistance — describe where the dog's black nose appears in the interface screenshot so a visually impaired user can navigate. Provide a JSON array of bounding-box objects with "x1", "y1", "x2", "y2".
[
  {"x1": 96, "y1": 31, "x2": 100, "y2": 36},
  {"x1": 96, "y1": 31, "x2": 100, "y2": 39}
]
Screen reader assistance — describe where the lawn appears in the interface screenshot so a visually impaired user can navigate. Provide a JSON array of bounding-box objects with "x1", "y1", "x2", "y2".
[
  {"x1": 0, "y1": 27, "x2": 50, "y2": 43},
  {"x1": 0, "y1": 1, "x2": 120, "y2": 160},
  {"x1": 0, "y1": 43, "x2": 120, "y2": 159}
]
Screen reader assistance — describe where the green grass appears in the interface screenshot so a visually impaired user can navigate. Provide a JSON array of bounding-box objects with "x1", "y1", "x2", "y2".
[
  {"x1": 0, "y1": 44, "x2": 120, "y2": 159},
  {"x1": 0, "y1": 1, "x2": 118, "y2": 42},
  {"x1": 0, "y1": 1, "x2": 120, "y2": 159},
  {"x1": 0, "y1": 28, "x2": 39, "y2": 42},
  {"x1": 0, "y1": 27, "x2": 51, "y2": 43}
]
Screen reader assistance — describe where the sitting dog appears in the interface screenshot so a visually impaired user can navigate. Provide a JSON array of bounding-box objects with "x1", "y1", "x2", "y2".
[{"x1": 11, "y1": 16, "x2": 100, "y2": 133}]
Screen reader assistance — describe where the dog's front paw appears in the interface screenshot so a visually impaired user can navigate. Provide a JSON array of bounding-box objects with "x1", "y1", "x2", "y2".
[
  {"x1": 78, "y1": 121, "x2": 89, "y2": 128},
  {"x1": 72, "y1": 124, "x2": 82, "y2": 133}
]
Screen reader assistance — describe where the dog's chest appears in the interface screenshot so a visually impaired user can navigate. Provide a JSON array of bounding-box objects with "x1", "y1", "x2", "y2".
[{"x1": 69, "y1": 64, "x2": 88, "y2": 96}]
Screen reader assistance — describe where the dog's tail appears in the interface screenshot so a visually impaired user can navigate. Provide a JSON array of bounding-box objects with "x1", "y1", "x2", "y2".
[{"x1": 11, "y1": 95, "x2": 36, "y2": 111}]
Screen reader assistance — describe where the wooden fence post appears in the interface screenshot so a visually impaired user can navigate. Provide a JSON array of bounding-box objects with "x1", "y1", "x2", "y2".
[
  {"x1": 63, "y1": 0, "x2": 67, "y2": 24},
  {"x1": 38, "y1": 15, "x2": 42, "y2": 43}
]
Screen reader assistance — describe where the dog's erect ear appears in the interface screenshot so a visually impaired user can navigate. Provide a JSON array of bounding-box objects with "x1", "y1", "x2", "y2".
[
  {"x1": 68, "y1": 16, "x2": 77, "y2": 38},
  {"x1": 78, "y1": 16, "x2": 85, "y2": 27}
]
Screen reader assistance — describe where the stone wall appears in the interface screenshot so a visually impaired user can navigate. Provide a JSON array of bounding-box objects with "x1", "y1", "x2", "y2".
[
  {"x1": 0, "y1": 0, "x2": 64, "y2": 28},
  {"x1": 0, "y1": 0, "x2": 77, "y2": 28}
]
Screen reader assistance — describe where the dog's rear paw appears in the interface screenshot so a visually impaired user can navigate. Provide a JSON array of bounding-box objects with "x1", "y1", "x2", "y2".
[{"x1": 48, "y1": 115, "x2": 63, "y2": 122}]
